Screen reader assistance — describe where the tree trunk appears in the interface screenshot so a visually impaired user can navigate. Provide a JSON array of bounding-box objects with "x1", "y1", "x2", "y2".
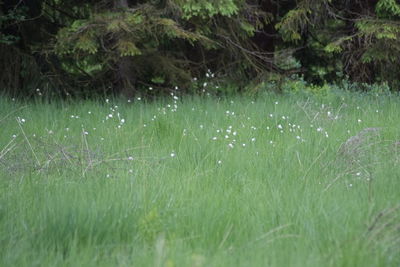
[
  {"x1": 250, "y1": 0, "x2": 277, "y2": 71},
  {"x1": 114, "y1": 0, "x2": 128, "y2": 9},
  {"x1": 117, "y1": 56, "x2": 136, "y2": 98},
  {"x1": 114, "y1": 0, "x2": 136, "y2": 97}
]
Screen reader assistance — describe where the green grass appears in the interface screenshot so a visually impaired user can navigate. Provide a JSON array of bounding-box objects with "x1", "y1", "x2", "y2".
[{"x1": 1, "y1": 91, "x2": 399, "y2": 266}]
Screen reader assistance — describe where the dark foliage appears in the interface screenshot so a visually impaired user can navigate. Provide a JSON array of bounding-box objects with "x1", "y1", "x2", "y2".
[{"x1": 1, "y1": 0, "x2": 400, "y2": 97}]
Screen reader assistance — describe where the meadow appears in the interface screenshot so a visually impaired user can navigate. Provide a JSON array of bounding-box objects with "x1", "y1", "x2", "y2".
[{"x1": 0, "y1": 90, "x2": 399, "y2": 266}]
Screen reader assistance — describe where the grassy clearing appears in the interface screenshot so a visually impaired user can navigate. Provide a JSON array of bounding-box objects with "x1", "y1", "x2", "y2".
[{"x1": 1, "y1": 91, "x2": 399, "y2": 266}]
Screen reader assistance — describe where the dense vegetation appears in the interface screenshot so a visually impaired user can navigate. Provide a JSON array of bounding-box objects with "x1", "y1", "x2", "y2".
[
  {"x1": 1, "y1": 0, "x2": 400, "y2": 97},
  {"x1": 1, "y1": 90, "x2": 400, "y2": 266}
]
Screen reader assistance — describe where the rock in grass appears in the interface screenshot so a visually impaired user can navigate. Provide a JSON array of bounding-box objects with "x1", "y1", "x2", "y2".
[{"x1": 339, "y1": 127, "x2": 381, "y2": 158}]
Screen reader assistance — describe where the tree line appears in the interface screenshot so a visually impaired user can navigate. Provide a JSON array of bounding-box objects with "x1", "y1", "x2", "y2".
[{"x1": 1, "y1": 0, "x2": 400, "y2": 97}]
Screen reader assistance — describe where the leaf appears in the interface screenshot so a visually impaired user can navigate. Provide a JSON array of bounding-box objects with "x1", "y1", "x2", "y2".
[
  {"x1": 74, "y1": 35, "x2": 98, "y2": 54},
  {"x1": 240, "y1": 22, "x2": 256, "y2": 36},
  {"x1": 117, "y1": 40, "x2": 141, "y2": 56},
  {"x1": 151, "y1": 76, "x2": 165, "y2": 84}
]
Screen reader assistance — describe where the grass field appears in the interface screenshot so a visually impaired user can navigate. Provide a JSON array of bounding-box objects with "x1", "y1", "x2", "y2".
[{"x1": 1, "y1": 91, "x2": 399, "y2": 266}]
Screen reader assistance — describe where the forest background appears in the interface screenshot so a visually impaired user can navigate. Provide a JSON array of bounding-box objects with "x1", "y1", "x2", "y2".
[{"x1": 1, "y1": 0, "x2": 400, "y2": 97}]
